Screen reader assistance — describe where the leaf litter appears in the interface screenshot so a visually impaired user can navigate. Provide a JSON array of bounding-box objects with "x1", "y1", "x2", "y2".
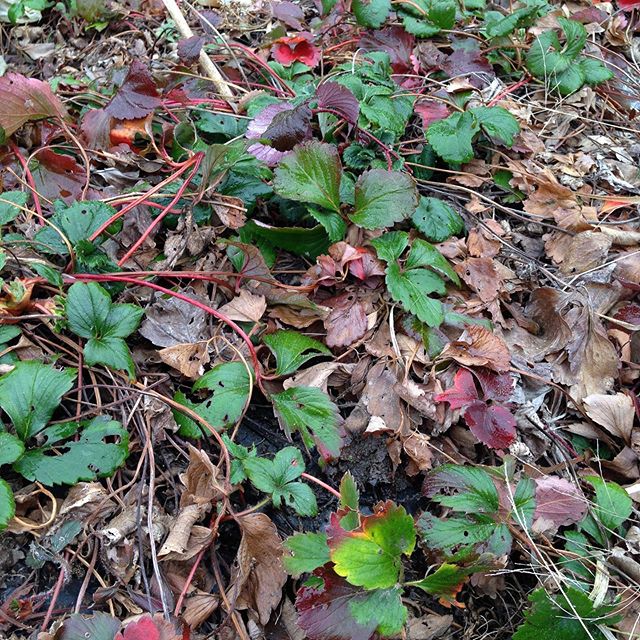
[{"x1": 0, "y1": 0, "x2": 639, "y2": 639}]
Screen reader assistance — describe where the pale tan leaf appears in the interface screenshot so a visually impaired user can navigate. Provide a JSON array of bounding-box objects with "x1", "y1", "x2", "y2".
[
  {"x1": 158, "y1": 341, "x2": 210, "y2": 379},
  {"x1": 584, "y1": 393, "x2": 635, "y2": 444},
  {"x1": 218, "y1": 289, "x2": 267, "y2": 323}
]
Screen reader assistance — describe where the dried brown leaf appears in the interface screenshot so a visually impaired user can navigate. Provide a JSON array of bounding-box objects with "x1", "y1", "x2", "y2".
[
  {"x1": 158, "y1": 341, "x2": 210, "y2": 379},
  {"x1": 218, "y1": 289, "x2": 267, "y2": 323},
  {"x1": 227, "y1": 513, "x2": 287, "y2": 625}
]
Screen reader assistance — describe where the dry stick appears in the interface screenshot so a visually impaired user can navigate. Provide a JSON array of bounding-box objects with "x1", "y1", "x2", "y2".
[{"x1": 161, "y1": 0, "x2": 233, "y2": 98}]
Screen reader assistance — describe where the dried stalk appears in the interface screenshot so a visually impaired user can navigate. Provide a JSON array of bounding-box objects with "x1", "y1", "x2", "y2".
[{"x1": 161, "y1": 0, "x2": 234, "y2": 98}]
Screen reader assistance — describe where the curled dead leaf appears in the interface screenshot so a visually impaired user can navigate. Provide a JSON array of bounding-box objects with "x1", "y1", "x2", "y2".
[{"x1": 226, "y1": 513, "x2": 287, "y2": 625}]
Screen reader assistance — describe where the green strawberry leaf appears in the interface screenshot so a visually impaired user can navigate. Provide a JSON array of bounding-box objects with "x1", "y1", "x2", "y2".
[
  {"x1": 349, "y1": 586, "x2": 406, "y2": 636},
  {"x1": 372, "y1": 233, "x2": 458, "y2": 327},
  {"x1": 53, "y1": 612, "x2": 122, "y2": 640},
  {"x1": 13, "y1": 416, "x2": 129, "y2": 486},
  {"x1": 66, "y1": 282, "x2": 143, "y2": 378},
  {"x1": 242, "y1": 220, "x2": 332, "y2": 260},
  {"x1": 273, "y1": 141, "x2": 342, "y2": 212},
  {"x1": 0, "y1": 361, "x2": 76, "y2": 440},
  {"x1": 329, "y1": 501, "x2": 416, "y2": 589},
  {"x1": 271, "y1": 386, "x2": 343, "y2": 460},
  {"x1": 173, "y1": 362, "x2": 251, "y2": 437},
  {"x1": 0, "y1": 431, "x2": 25, "y2": 466},
  {"x1": 244, "y1": 446, "x2": 317, "y2": 516},
  {"x1": 409, "y1": 563, "x2": 474, "y2": 606},
  {"x1": 283, "y1": 532, "x2": 331, "y2": 576},
  {"x1": 427, "y1": 111, "x2": 479, "y2": 164},
  {"x1": 580, "y1": 57, "x2": 614, "y2": 86},
  {"x1": 470, "y1": 106, "x2": 520, "y2": 147},
  {"x1": 33, "y1": 201, "x2": 118, "y2": 255},
  {"x1": 513, "y1": 587, "x2": 621, "y2": 640},
  {"x1": 349, "y1": 169, "x2": 418, "y2": 230},
  {"x1": 307, "y1": 207, "x2": 347, "y2": 243},
  {"x1": 0, "y1": 190, "x2": 28, "y2": 225},
  {"x1": 581, "y1": 476, "x2": 632, "y2": 539},
  {"x1": 339, "y1": 471, "x2": 360, "y2": 531},
  {"x1": 0, "y1": 478, "x2": 15, "y2": 531},
  {"x1": 411, "y1": 196, "x2": 464, "y2": 242},
  {"x1": 263, "y1": 330, "x2": 331, "y2": 376},
  {"x1": 352, "y1": 0, "x2": 391, "y2": 28}
]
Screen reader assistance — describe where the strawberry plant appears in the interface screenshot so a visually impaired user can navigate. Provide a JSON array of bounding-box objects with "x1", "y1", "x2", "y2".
[
  {"x1": 526, "y1": 18, "x2": 613, "y2": 96},
  {"x1": 0, "y1": 362, "x2": 129, "y2": 529}
]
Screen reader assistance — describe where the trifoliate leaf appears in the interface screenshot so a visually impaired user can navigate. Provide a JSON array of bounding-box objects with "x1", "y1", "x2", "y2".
[
  {"x1": 0, "y1": 190, "x2": 28, "y2": 225},
  {"x1": 273, "y1": 141, "x2": 342, "y2": 212},
  {"x1": 329, "y1": 501, "x2": 415, "y2": 589},
  {"x1": 526, "y1": 18, "x2": 611, "y2": 96},
  {"x1": 0, "y1": 361, "x2": 76, "y2": 440},
  {"x1": 427, "y1": 111, "x2": 479, "y2": 164},
  {"x1": 66, "y1": 282, "x2": 143, "y2": 378},
  {"x1": 513, "y1": 587, "x2": 621, "y2": 640},
  {"x1": 14, "y1": 416, "x2": 129, "y2": 486},
  {"x1": 352, "y1": 0, "x2": 391, "y2": 28},
  {"x1": 33, "y1": 201, "x2": 117, "y2": 255},
  {"x1": 271, "y1": 386, "x2": 343, "y2": 460},
  {"x1": 244, "y1": 446, "x2": 317, "y2": 516},
  {"x1": 349, "y1": 169, "x2": 418, "y2": 229},
  {"x1": 283, "y1": 532, "x2": 330, "y2": 576},
  {"x1": 411, "y1": 196, "x2": 464, "y2": 242},
  {"x1": 470, "y1": 106, "x2": 519, "y2": 147},
  {"x1": 0, "y1": 479, "x2": 15, "y2": 531},
  {"x1": 263, "y1": 330, "x2": 331, "y2": 376}
]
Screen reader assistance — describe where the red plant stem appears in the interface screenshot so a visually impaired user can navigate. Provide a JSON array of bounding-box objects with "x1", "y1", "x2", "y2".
[
  {"x1": 488, "y1": 74, "x2": 531, "y2": 106},
  {"x1": 88, "y1": 153, "x2": 201, "y2": 242},
  {"x1": 301, "y1": 472, "x2": 340, "y2": 499},
  {"x1": 117, "y1": 152, "x2": 204, "y2": 266},
  {"x1": 323, "y1": 38, "x2": 359, "y2": 54},
  {"x1": 227, "y1": 42, "x2": 296, "y2": 97},
  {"x1": 40, "y1": 563, "x2": 65, "y2": 631},
  {"x1": 163, "y1": 98, "x2": 234, "y2": 111},
  {"x1": 10, "y1": 142, "x2": 44, "y2": 222},
  {"x1": 67, "y1": 273, "x2": 263, "y2": 387}
]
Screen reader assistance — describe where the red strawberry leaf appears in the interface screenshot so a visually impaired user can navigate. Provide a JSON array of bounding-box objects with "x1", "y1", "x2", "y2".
[
  {"x1": 105, "y1": 61, "x2": 161, "y2": 120},
  {"x1": 463, "y1": 400, "x2": 516, "y2": 449},
  {"x1": 272, "y1": 34, "x2": 320, "y2": 67},
  {"x1": 177, "y1": 36, "x2": 205, "y2": 64},
  {"x1": 296, "y1": 566, "x2": 406, "y2": 640},
  {"x1": 0, "y1": 73, "x2": 67, "y2": 139},
  {"x1": 358, "y1": 26, "x2": 416, "y2": 75},
  {"x1": 316, "y1": 82, "x2": 360, "y2": 124},
  {"x1": 473, "y1": 369, "x2": 514, "y2": 402},
  {"x1": 434, "y1": 368, "x2": 478, "y2": 409},
  {"x1": 415, "y1": 100, "x2": 450, "y2": 128},
  {"x1": 33, "y1": 149, "x2": 87, "y2": 203}
]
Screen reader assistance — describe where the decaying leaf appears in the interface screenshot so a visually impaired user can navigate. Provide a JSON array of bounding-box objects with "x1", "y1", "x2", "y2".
[
  {"x1": 227, "y1": 513, "x2": 287, "y2": 625},
  {"x1": 218, "y1": 289, "x2": 267, "y2": 323},
  {"x1": 158, "y1": 341, "x2": 210, "y2": 379},
  {"x1": 0, "y1": 73, "x2": 68, "y2": 137}
]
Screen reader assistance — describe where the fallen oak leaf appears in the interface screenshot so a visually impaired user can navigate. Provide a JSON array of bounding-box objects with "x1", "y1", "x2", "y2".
[{"x1": 0, "y1": 73, "x2": 68, "y2": 138}]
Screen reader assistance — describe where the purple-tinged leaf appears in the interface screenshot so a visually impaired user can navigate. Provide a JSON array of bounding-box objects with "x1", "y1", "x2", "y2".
[
  {"x1": 177, "y1": 36, "x2": 205, "y2": 64},
  {"x1": 435, "y1": 368, "x2": 478, "y2": 410},
  {"x1": 415, "y1": 100, "x2": 450, "y2": 127},
  {"x1": 316, "y1": 82, "x2": 360, "y2": 124},
  {"x1": 359, "y1": 26, "x2": 416, "y2": 74},
  {"x1": 270, "y1": 0, "x2": 305, "y2": 29},
  {"x1": 262, "y1": 103, "x2": 313, "y2": 151},
  {"x1": 105, "y1": 60, "x2": 161, "y2": 120},
  {"x1": 463, "y1": 400, "x2": 516, "y2": 449}
]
